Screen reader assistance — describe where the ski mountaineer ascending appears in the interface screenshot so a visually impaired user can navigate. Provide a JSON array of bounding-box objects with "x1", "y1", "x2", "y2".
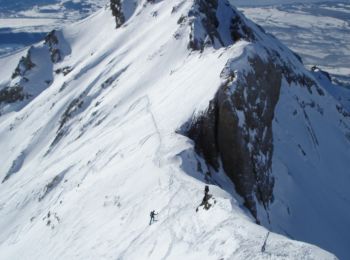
[
  {"x1": 149, "y1": 210, "x2": 158, "y2": 225},
  {"x1": 196, "y1": 185, "x2": 215, "y2": 212}
]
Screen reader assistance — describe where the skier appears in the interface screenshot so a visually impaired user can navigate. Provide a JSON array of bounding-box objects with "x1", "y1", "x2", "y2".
[
  {"x1": 196, "y1": 185, "x2": 214, "y2": 212},
  {"x1": 204, "y1": 185, "x2": 209, "y2": 195},
  {"x1": 149, "y1": 210, "x2": 157, "y2": 225}
]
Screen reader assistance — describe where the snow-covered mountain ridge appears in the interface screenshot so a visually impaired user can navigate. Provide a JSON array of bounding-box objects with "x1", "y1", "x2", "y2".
[{"x1": 0, "y1": 0, "x2": 349, "y2": 259}]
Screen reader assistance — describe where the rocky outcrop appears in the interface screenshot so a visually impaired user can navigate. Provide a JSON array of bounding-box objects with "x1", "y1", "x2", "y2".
[
  {"x1": 109, "y1": 0, "x2": 152, "y2": 28},
  {"x1": 11, "y1": 48, "x2": 35, "y2": 79},
  {"x1": 0, "y1": 50, "x2": 38, "y2": 108},
  {"x1": 110, "y1": 0, "x2": 125, "y2": 28},
  {"x1": 0, "y1": 49, "x2": 34, "y2": 109},
  {"x1": 0, "y1": 86, "x2": 26, "y2": 105},
  {"x1": 184, "y1": 0, "x2": 256, "y2": 51},
  {"x1": 187, "y1": 55, "x2": 281, "y2": 220},
  {"x1": 183, "y1": 0, "x2": 328, "y2": 220},
  {"x1": 110, "y1": 0, "x2": 155, "y2": 28},
  {"x1": 55, "y1": 66, "x2": 73, "y2": 76},
  {"x1": 230, "y1": 14, "x2": 255, "y2": 43},
  {"x1": 44, "y1": 30, "x2": 62, "y2": 63},
  {"x1": 187, "y1": 0, "x2": 221, "y2": 51},
  {"x1": 1, "y1": 29, "x2": 70, "y2": 115}
]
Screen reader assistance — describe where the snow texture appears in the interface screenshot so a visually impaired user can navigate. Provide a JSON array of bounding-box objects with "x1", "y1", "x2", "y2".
[{"x1": 0, "y1": 0, "x2": 347, "y2": 259}]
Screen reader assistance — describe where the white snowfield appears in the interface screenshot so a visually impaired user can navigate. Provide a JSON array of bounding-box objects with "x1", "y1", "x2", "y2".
[
  {"x1": 232, "y1": 1, "x2": 350, "y2": 78},
  {"x1": 0, "y1": 0, "x2": 347, "y2": 259},
  {"x1": 231, "y1": 0, "x2": 349, "y2": 6}
]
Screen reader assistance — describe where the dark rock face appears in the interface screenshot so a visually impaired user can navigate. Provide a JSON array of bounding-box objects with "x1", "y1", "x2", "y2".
[
  {"x1": 185, "y1": 0, "x2": 256, "y2": 51},
  {"x1": 230, "y1": 14, "x2": 255, "y2": 42},
  {"x1": 44, "y1": 30, "x2": 62, "y2": 63},
  {"x1": 0, "y1": 86, "x2": 26, "y2": 105},
  {"x1": 183, "y1": 0, "x2": 326, "y2": 220},
  {"x1": 2, "y1": 48, "x2": 36, "y2": 110},
  {"x1": 187, "y1": 56, "x2": 282, "y2": 220},
  {"x1": 55, "y1": 66, "x2": 73, "y2": 76},
  {"x1": 11, "y1": 49, "x2": 35, "y2": 79},
  {"x1": 188, "y1": 0, "x2": 221, "y2": 51},
  {"x1": 1, "y1": 30, "x2": 69, "y2": 114},
  {"x1": 187, "y1": 99, "x2": 220, "y2": 170},
  {"x1": 110, "y1": 0, "x2": 125, "y2": 28}
]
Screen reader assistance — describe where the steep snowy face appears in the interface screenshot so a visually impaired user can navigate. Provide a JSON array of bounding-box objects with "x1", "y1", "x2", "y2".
[
  {"x1": 0, "y1": 0, "x2": 346, "y2": 259},
  {"x1": 311, "y1": 66, "x2": 350, "y2": 113},
  {"x1": 269, "y1": 66, "x2": 350, "y2": 259}
]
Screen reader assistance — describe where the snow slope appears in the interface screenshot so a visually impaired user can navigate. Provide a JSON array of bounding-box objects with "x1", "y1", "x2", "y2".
[
  {"x1": 0, "y1": 0, "x2": 108, "y2": 56},
  {"x1": 0, "y1": 0, "x2": 347, "y2": 259},
  {"x1": 231, "y1": 1, "x2": 350, "y2": 79},
  {"x1": 231, "y1": 0, "x2": 350, "y2": 6}
]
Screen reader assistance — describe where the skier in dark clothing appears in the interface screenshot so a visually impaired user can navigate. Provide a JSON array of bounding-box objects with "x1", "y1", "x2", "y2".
[
  {"x1": 196, "y1": 185, "x2": 214, "y2": 212},
  {"x1": 205, "y1": 185, "x2": 209, "y2": 195},
  {"x1": 149, "y1": 210, "x2": 157, "y2": 225}
]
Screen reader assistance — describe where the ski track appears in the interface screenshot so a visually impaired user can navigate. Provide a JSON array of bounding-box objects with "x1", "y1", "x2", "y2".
[{"x1": 0, "y1": 0, "x2": 347, "y2": 259}]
